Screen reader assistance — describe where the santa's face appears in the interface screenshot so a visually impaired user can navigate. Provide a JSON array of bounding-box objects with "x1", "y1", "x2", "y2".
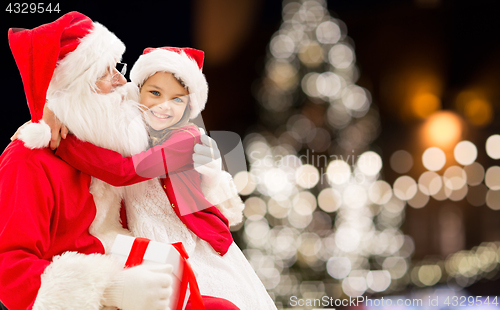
[
  {"x1": 140, "y1": 72, "x2": 189, "y2": 131},
  {"x1": 95, "y1": 64, "x2": 127, "y2": 94}
]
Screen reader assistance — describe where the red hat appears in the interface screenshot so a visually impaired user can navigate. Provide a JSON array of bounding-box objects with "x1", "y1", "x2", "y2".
[
  {"x1": 9, "y1": 11, "x2": 125, "y2": 122},
  {"x1": 130, "y1": 47, "x2": 208, "y2": 119}
]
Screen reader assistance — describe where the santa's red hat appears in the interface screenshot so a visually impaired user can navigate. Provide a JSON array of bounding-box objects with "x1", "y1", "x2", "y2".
[
  {"x1": 9, "y1": 11, "x2": 125, "y2": 122},
  {"x1": 130, "y1": 47, "x2": 208, "y2": 119}
]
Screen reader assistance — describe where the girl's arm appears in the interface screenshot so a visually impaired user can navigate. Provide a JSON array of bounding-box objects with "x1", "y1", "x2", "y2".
[{"x1": 55, "y1": 128, "x2": 199, "y2": 187}]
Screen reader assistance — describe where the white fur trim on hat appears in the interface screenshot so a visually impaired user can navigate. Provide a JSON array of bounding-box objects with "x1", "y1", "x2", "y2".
[
  {"x1": 47, "y1": 22, "x2": 126, "y2": 97},
  {"x1": 18, "y1": 120, "x2": 51, "y2": 149},
  {"x1": 129, "y1": 49, "x2": 208, "y2": 119}
]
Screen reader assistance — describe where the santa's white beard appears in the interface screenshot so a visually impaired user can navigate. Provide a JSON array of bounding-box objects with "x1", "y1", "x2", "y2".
[
  {"x1": 47, "y1": 84, "x2": 151, "y2": 252},
  {"x1": 47, "y1": 85, "x2": 149, "y2": 156}
]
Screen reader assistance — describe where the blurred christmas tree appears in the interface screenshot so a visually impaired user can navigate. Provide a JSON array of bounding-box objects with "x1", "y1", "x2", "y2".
[
  {"x1": 232, "y1": 1, "x2": 500, "y2": 306},
  {"x1": 233, "y1": 0, "x2": 415, "y2": 305}
]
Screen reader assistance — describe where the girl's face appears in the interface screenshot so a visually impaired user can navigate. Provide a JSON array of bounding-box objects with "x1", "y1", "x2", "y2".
[{"x1": 140, "y1": 72, "x2": 189, "y2": 131}]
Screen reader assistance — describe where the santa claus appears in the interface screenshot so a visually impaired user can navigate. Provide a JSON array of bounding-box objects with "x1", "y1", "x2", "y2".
[{"x1": 0, "y1": 11, "x2": 240, "y2": 310}]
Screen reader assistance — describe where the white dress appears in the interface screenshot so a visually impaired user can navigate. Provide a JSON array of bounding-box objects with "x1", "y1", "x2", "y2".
[{"x1": 125, "y1": 179, "x2": 277, "y2": 310}]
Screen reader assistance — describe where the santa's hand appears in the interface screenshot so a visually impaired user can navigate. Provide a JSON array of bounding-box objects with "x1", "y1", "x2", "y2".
[
  {"x1": 42, "y1": 105, "x2": 69, "y2": 150},
  {"x1": 193, "y1": 129, "x2": 222, "y2": 191},
  {"x1": 10, "y1": 120, "x2": 31, "y2": 141},
  {"x1": 102, "y1": 264, "x2": 173, "y2": 310}
]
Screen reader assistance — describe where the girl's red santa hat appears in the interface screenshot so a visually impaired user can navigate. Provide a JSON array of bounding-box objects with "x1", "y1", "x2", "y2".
[
  {"x1": 130, "y1": 47, "x2": 208, "y2": 119},
  {"x1": 9, "y1": 11, "x2": 125, "y2": 123}
]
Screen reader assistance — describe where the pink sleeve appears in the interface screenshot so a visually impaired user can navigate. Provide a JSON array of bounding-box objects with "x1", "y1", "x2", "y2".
[{"x1": 55, "y1": 128, "x2": 199, "y2": 187}]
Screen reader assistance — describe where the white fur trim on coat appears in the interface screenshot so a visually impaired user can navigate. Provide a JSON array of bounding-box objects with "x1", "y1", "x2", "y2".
[
  {"x1": 18, "y1": 120, "x2": 51, "y2": 149},
  {"x1": 202, "y1": 171, "x2": 244, "y2": 226},
  {"x1": 33, "y1": 251, "x2": 122, "y2": 310},
  {"x1": 47, "y1": 22, "x2": 125, "y2": 97},
  {"x1": 89, "y1": 178, "x2": 134, "y2": 253},
  {"x1": 129, "y1": 49, "x2": 208, "y2": 119}
]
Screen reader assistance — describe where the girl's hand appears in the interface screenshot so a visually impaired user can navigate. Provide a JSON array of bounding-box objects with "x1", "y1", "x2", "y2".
[
  {"x1": 193, "y1": 129, "x2": 222, "y2": 191},
  {"x1": 42, "y1": 105, "x2": 69, "y2": 150}
]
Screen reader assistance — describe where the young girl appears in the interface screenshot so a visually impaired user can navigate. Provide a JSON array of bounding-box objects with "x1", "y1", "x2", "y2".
[{"x1": 55, "y1": 47, "x2": 277, "y2": 310}]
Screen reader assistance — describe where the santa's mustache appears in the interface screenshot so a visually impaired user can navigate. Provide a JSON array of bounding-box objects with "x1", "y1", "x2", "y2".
[{"x1": 47, "y1": 85, "x2": 149, "y2": 157}]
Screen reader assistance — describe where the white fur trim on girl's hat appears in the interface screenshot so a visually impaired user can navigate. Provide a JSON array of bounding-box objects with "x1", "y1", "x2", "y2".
[{"x1": 129, "y1": 47, "x2": 208, "y2": 119}]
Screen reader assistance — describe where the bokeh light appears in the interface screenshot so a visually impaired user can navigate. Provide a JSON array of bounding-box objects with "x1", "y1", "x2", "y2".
[
  {"x1": 357, "y1": 151, "x2": 383, "y2": 176},
  {"x1": 486, "y1": 190, "x2": 500, "y2": 210},
  {"x1": 267, "y1": 60, "x2": 299, "y2": 91},
  {"x1": 464, "y1": 162, "x2": 485, "y2": 186},
  {"x1": 316, "y1": 20, "x2": 341, "y2": 44},
  {"x1": 485, "y1": 166, "x2": 500, "y2": 190},
  {"x1": 342, "y1": 85, "x2": 370, "y2": 112},
  {"x1": 326, "y1": 160, "x2": 351, "y2": 185},
  {"x1": 270, "y1": 34, "x2": 295, "y2": 59},
  {"x1": 234, "y1": 171, "x2": 257, "y2": 195},
  {"x1": 448, "y1": 184, "x2": 468, "y2": 202},
  {"x1": 335, "y1": 227, "x2": 361, "y2": 252},
  {"x1": 342, "y1": 275, "x2": 367, "y2": 297},
  {"x1": 464, "y1": 99, "x2": 493, "y2": 127},
  {"x1": 382, "y1": 257, "x2": 408, "y2": 279},
  {"x1": 298, "y1": 41, "x2": 324, "y2": 67},
  {"x1": 316, "y1": 72, "x2": 343, "y2": 98},
  {"x1": 293, "y1": 191, "x2": 317, "y2": 216},
  {"x1": 443, "y1": 166, "x2": 467, "y2": 191},
  {"x1": 486, "y1": 135, "x2": 500, "y2": 159},
  {"x1": 301, "y1": 72, "x2": 320, "y2": 97},
  {"x1": 418, "y1": 265, "x2": 442, "y2": 286},
  {"x1": 295, "y1": 164, "x2": 320, "y2": 189},
  {"x1": 422, "y1": 111, "x2": 462, "y2": 148},
  {"x1": 244, "y1": 197, "x2": 267, "y2": 220},
  {"x1": 327, "y1": 257, "x2": 351, "y2": 279},
  {"x1": 366, "y1": 270, "x2": 392, "y2": 292},
  {"x1": 343, "y1": 184, "x2": 368, "y2": 209},
  {"x1": 368, "y1": 181, "x2": 393, "y2": 205},
  {"x1": 267, "y1": 198, "x2": 291, "y2": 219},
  {"x1": 318, "y1": 188, "x2": 342, "y2": 212},
  {"x1": 328, "y1": 43, "x2": 354, "y2": 69},
  {"x1": 411, "y1": 93, "x2": 441, "y2": 119},
  {"x1": 384, "y1": 196, "x2": 406, "y2": 214},
  {"x1": 431, "y1": 177, "x2": 451, "y2": 201},
  {"x1": 418, "y1": 171, "x2": 442, "y2": 195},
  {"x1": 454, "y1": 141, "x2": 477, "y2": 166},
  {"x1": 393, "y1": 176, "x2": 418, "y2": 201},
  {"x1": 390, "y1": 150, "x2": 414, "y2": 174},
  {"x1": 422, "y1": 147, "x2": 446, "y2": 171},
  {"x1": 407, "y1": 189, "x2": 430, "y2": 209}
]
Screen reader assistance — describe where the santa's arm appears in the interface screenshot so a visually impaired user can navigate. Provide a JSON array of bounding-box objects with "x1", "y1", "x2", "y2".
[
  {"x1": 55, "y1": 129, "x2": 198, "y2": 187},
  {"x1": 0, "y1": 161, "x2": 121, "y2": 310}
]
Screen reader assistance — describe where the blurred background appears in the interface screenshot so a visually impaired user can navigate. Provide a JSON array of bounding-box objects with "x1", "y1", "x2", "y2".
[{"x1": 3, "y1": 0, "x2": 500, "y2": 308}]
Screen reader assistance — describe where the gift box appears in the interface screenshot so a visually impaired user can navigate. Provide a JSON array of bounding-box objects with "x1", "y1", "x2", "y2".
[{"x1": 111, "y1": 234, "x2": 191, "y2": 310}]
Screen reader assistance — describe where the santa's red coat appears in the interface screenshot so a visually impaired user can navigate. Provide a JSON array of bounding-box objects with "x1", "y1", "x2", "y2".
[{"x1": 0, "y1": 140, "x2": 106, "y2": 309}]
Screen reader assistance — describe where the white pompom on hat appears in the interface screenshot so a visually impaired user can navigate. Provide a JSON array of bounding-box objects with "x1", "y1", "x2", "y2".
[{"x1": 130, "y1": 47, "x2": 208, "y2": 119}]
